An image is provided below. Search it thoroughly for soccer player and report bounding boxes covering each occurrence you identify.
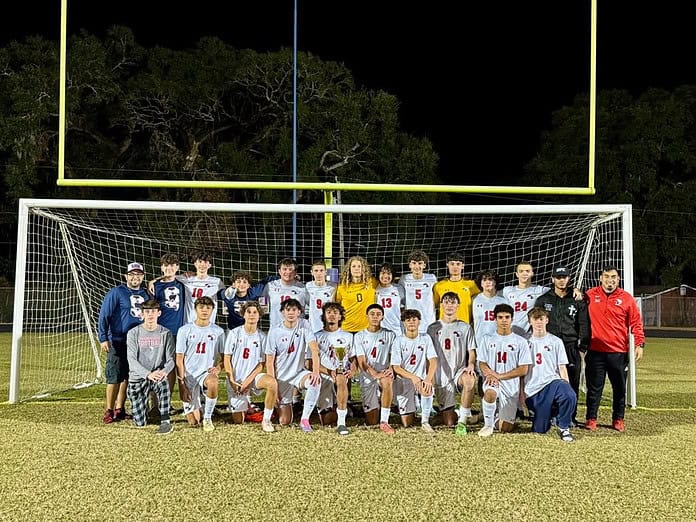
[521,307,577,442]
[305,260,337,333]
[391,309,438,433]
[264,298,322,432]
[263,258,308,328]
[126,299,175,434]
[175,296,225,431]
[472,270,508,349]
[219,270,278,330]
[335,255,377,333]
[178,250,224,325]
[426,292,477,434]
[502,260,551,337]
[313,302,354,435]
[477,303,532,437]
[355,304,397,433]
[223,301,277,433]
[398,250,437,333]
[433,253,480,324]
[374,262,405,335]
[535,265,590,425]
[584,266,645,433]
[98,262,149,424]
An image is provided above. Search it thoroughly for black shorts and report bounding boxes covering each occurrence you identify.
[105,342,129,384]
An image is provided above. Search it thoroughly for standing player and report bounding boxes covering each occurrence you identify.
[398,250,437,333]
[391,309,438,432]
[219,271,278,331]
[502,260,551,337]
[355,304,397,433]
[98,262,149,424]
[335,255,377,333]
[126,299,175,434]
[521,307,577,442]
[178,251,224,325]
[374,263,405,335]
[223,301,277,433]
[433,253,480,324]
[263,258,308,328]
[264,298,322,432]
[305,260,337,333]
[313,302,354,435]
[472,270,508,349]
[176,296,225,432]
[477,303,532,437]
[426,292,477,434]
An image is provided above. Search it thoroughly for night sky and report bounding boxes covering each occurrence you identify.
[2,1,693,184]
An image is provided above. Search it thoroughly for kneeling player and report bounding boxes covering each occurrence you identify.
[355,304,397,433]
[265,299,322,432]
[223,301,277,433]
[391,309,438,433]
[521,307,577,442]
[176,297,225,432]
[478,303,532,437]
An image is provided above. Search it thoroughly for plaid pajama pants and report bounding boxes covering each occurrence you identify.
[127,378,171,426]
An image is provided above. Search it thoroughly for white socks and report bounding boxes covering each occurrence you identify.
[301,382,321,420]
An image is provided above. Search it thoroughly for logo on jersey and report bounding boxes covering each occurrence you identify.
[507,344,515,351]
[543,304,553,311]
[567,304,577,317]
[207,334,216,341]
[615,299,623,306]
[130,294,145,319]
[164,286,180,310]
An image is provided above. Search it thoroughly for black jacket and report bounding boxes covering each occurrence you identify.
[535,289,590,351]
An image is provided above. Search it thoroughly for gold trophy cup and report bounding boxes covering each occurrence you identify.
[334,346,346,374]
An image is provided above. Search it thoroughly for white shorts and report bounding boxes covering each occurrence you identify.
[360,377,383,412]
[277,370,311,406]
[394,377,420,416]
[435,381,457,410]
[482,383,519,424]
[182,373,210,415]
[226,373,266,413]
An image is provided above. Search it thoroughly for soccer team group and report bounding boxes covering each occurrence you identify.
[98,250,645,440]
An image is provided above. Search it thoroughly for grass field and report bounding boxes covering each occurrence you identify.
[1,334,695,521]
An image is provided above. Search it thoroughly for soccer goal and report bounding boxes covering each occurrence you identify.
[11,199,636,404]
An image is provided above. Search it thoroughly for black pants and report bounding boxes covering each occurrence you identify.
[585,350,628,421]
[563,341,581,420]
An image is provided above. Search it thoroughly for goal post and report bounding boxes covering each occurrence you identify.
[11,199,635,404]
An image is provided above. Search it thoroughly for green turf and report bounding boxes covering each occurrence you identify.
[1,334,695,520]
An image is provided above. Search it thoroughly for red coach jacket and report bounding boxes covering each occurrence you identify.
[585,286,646,353]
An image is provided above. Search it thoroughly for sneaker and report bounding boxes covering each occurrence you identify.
[612,419,625,433]
[379,422,395,434]
[455,423,468,436]
[584,419,598,432]
[113,408,132,422]
[421,422,435,434]
[102,409,114,424]
[261,419,275,433]
[157,422,173,435]
[300,419,313,433]
[336,425,349,436]
[203,419,214,432]
[478,425,494,438]
[558,428,574,442]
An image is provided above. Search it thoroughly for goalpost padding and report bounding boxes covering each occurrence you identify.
[11,199,635,404]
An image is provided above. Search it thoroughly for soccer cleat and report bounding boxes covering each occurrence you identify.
[113,408,132,422]
[202,419,214,432]
[156,422,173,435]
[478,425,494,438]
[300,419,313,433]
[102,409,114,424]
[421,422,435,434]
[379,422,395,434]
[336,425,349,436]
[612,419,625,433]
[261,419,275,433]
[558,428,574,442]
[584,419,598,432]
[455,423,468,436]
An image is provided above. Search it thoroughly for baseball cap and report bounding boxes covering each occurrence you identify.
[127,262,145,273]
[552,266,569,277]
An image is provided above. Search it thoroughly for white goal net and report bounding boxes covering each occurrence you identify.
[11,199,634,403]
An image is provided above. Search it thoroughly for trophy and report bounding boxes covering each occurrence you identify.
[334,345,346,374]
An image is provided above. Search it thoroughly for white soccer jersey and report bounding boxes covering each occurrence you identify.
[472,293,509,348]
[223,326,267,382]
[524,333,569,398]
[390,333,437,380]
[375,284,405,334]
[502,285,550,335]
[179,274,223,324]
[263,279,308,327]
[264,322,316,381]
[426,320,476,386]
[176,322,225,379]
[305,281,337,333]
[478,331,532,397]
[354,328,395,375]
[399,273,437,332]
[314,328,353,371]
